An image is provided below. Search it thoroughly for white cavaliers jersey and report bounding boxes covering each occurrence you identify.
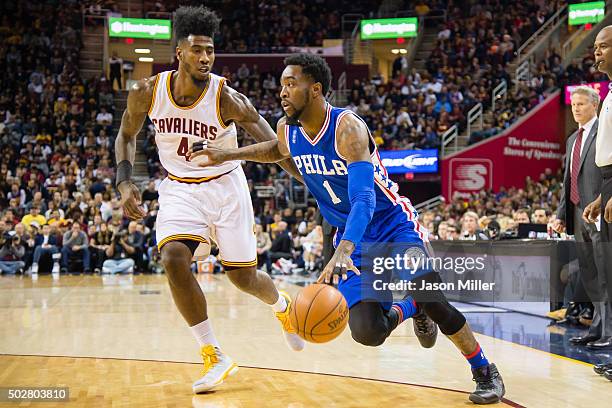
[148,70,240,180]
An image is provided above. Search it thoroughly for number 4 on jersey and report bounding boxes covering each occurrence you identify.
[177,137,190,161]
[323,180,341,204]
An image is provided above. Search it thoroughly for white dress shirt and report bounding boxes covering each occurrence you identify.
[596,89,612,167]
[571,115,597,170]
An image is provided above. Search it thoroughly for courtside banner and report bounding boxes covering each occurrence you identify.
[564,81,610,104]
[441,93,564,200]
[378,149,438,174]
[360,18,418,40]
[108,17,171,40]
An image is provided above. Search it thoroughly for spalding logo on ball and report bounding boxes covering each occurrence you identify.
[289,284,349,343]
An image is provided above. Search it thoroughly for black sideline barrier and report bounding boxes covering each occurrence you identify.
[429,240,578,316]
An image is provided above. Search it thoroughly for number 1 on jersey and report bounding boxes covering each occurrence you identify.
[177,137,190,161]
[322,180,341,204]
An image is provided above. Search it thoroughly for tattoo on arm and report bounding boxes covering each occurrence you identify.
[336,114,372,164]
[225,140,286,163]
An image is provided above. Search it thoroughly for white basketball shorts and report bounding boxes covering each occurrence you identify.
[155,165,257,268]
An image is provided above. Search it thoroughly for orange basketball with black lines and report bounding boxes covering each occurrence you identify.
[289,284,349,343]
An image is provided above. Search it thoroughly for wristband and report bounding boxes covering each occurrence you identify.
[116,160,133,187]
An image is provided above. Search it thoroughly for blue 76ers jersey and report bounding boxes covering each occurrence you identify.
[283,103,427,242]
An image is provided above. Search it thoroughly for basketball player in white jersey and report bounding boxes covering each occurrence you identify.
[114,6,304,393]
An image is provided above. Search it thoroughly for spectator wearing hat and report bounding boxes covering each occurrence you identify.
[21,205,46,232]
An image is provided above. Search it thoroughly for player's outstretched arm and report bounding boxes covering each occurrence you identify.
[187,116,296,168]
[318,114,374,285]
[215,85,302,180]
[114,77,155,220]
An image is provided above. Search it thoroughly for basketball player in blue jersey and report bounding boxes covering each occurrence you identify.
[188,54,505,404]
[115,6,305,395]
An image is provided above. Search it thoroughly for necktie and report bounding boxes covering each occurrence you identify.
[570,127,584,205]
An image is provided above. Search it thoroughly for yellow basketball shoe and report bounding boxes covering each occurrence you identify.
[275,291,305,351]
[192,345,239,393]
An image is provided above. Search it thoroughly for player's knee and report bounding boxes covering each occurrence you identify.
[225,267,257,290]
[160,243,192,281]
[421,300,466,336]
[349,317,387,347]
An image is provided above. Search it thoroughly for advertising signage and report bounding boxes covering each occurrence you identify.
[568,2,605,26]
[379,149,438,174]
[108,17,172,40]
[360,18,418,40]
[564,81,610,104]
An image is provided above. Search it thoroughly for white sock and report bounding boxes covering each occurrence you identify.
[190,319,220,348]
[271,292,288,313]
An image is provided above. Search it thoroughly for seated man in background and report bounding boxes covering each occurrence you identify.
[460,212,489,240]
[532,208,549,225]
[31,224,60,274]
[102,228,135,274]
[61,222,91,273]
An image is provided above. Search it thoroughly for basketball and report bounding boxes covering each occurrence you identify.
[290,284,349,343]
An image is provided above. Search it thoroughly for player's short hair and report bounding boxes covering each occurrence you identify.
[570,85,600,107]
[284,53,332,95]
[174,6,220,43]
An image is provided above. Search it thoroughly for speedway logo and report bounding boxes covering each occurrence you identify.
[379,149,438,174]
[448,158,493,198]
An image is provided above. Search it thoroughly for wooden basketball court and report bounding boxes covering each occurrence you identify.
[0,274,606,407]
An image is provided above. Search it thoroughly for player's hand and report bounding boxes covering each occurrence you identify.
[583,195,602,223]
[605,197,612,223]
[186,142,228,167]
[317,240,360,285]
[551,219,565,233]
[118,181,146,220]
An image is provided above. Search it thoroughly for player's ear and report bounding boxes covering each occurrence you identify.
[312,82,323,99]
[176,41,184,62]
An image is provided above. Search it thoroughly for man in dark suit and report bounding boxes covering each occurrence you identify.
[553,86,611,349]
[30,223,60,275]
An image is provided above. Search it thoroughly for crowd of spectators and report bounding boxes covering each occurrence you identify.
[377,0,577,148]
[141,0,379,53]
[0,0,605,278]
[420,168,564,241]
[0,1,152,275]
[0,1,329,277]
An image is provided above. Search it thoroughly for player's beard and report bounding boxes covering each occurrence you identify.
[285,93,309,126]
